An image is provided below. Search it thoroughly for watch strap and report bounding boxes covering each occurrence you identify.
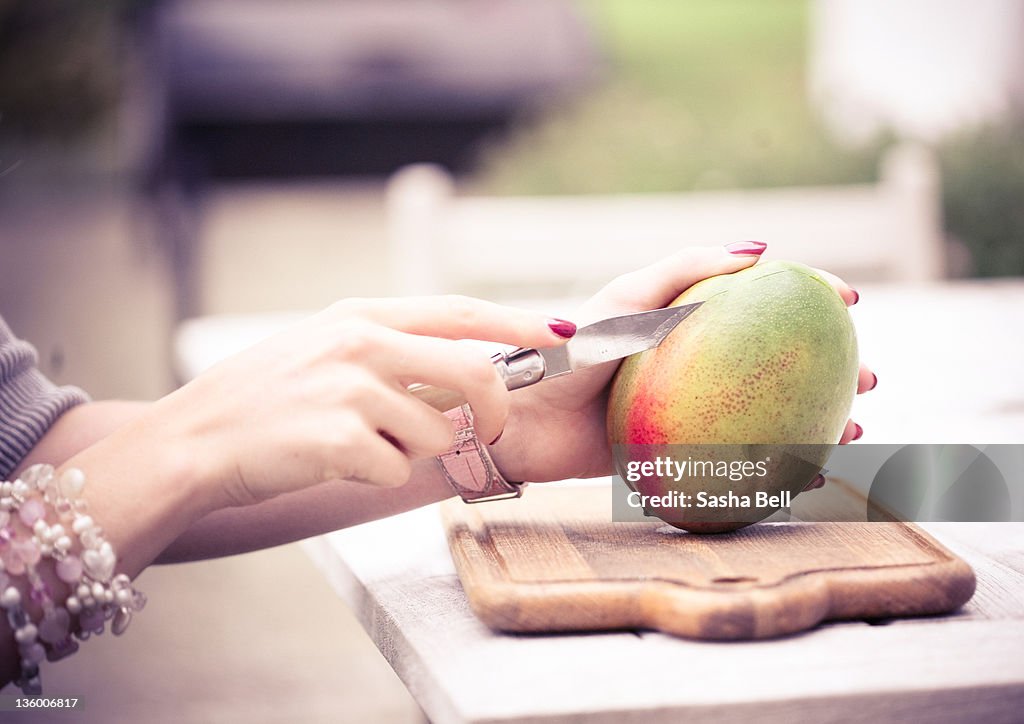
[437,405,524,503]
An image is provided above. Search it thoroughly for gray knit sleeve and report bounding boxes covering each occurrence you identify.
[0,316,90,479]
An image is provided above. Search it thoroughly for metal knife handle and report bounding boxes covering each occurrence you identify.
[408,347,547,412]
[491,348,546,391]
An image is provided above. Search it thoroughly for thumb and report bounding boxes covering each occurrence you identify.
[585,242,767,317]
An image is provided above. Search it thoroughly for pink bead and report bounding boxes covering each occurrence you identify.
[24,642,46,664]
[38,608,70,644]
[1,548,25,575]
[78,608,104,633]
[46,636,79,662]
[18,498,46,526]
[16,539,41,566]
[56,555,83,584]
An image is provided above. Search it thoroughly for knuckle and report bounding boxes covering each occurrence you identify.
[464,353,500,388]
[387,455,414,486]
[445,294,481,329]
[331,410,369,446]
[425,414,457,455]
[334,321,380,360]
[334,369,379,407]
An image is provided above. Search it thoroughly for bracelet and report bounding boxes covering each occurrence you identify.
[436,405,525,503]
[0,465,146,695]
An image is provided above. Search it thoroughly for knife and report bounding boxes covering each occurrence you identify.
[409,303,703,412]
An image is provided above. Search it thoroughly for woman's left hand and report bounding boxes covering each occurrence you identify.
[487,245,877,483]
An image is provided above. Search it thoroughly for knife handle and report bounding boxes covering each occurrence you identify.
[408,348,547,412]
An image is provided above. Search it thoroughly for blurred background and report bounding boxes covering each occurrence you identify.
[1,0,1023,721]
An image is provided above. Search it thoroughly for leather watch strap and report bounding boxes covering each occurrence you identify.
[437,405,524,503]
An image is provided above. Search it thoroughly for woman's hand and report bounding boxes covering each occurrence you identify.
[488,244,877,483]
[155,297,575,507]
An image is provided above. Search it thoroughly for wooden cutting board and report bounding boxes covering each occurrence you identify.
[441,481,976,640]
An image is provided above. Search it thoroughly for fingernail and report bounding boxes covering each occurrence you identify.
[547,318,577,338]
[869,372,878,391]
[804,473,826,491]
[853,423,864,441]
[724,240,767,256]
[489,428,504,446]
[851,288,860,305]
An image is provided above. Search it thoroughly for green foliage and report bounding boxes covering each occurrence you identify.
[472,0,885,195]
[939,124,1024,277]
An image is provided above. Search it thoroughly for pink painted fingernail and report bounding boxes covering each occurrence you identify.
[852,423,864,441]
[804,473,827,491]
[851,288,860,305]
[547,319,577,338]
[869,372,878,391]
[489,428,504,446]
[724,241,767,256]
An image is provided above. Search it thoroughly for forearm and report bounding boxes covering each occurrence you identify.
[1,401,222,688]
[156,458,455,562]
[18,399,457,563]
[13,400,151,477]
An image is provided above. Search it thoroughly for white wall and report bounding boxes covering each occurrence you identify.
[810,0,1024,144]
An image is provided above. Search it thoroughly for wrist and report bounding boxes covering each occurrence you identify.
[59,403,227,577]
[438,405,523,503]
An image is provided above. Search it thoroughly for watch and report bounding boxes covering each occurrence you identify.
[437,405,524,503]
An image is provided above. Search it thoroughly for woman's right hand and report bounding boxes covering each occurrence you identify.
[155,296,574,507]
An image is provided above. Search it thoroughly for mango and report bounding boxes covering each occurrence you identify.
[607,260,859,532]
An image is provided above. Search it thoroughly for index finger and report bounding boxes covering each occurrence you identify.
[329,295,577,348]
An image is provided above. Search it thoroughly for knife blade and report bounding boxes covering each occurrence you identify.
[409,303,702,412]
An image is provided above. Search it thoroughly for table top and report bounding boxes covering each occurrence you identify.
[303,484,1024,724]
[175,280,1024,722]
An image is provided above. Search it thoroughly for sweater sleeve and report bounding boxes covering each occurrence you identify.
[0,315,90,479]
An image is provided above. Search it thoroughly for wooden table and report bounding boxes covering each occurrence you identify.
[302,490,1024,723]
[175,281,1024,722]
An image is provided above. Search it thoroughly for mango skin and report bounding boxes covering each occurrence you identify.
[607,260,859,533]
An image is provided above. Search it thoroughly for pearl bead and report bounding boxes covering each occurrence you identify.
[80,527,103,550]
[112,607,132,636]
[66,596,82,614]
[55,535,72,552]
[58,468,86,498]
[14,623,38,644]
[76,583,90,600]
[115,588,133,607]
[1,586,22,608]
[91,582,105,600]
[56,555,83,584]
[72,516,94,535]
[33,519,47,536]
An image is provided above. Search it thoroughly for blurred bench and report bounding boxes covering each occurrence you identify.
[387,143,944,300]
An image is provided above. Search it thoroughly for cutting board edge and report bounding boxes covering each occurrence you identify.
[441,497,977,641]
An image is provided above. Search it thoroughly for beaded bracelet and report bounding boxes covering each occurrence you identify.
[0,465,146,695]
